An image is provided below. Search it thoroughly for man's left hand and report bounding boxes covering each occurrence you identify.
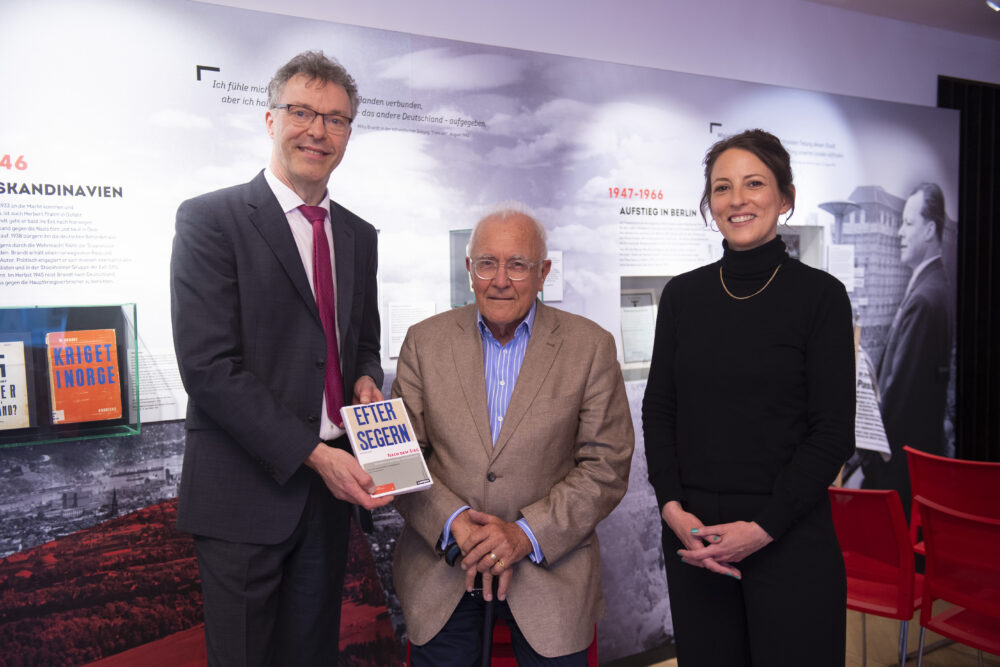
[460,509,533,601]
[353,375,384,404]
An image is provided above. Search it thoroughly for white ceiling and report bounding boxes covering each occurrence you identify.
[801,0,1000,41]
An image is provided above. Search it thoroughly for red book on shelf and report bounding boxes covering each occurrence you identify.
[46,329,123,424]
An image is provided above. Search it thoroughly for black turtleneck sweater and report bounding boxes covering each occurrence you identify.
[642,236,856,540]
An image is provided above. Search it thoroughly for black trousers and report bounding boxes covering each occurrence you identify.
[662,490,846,667]
[194,473,351,667]
[409,587,589,667]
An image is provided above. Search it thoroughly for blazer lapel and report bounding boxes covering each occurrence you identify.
[882,257,941,379]
[246,172,321,326]
[493,302,562,458]
[330,201,356,342]
[452,307,495,459]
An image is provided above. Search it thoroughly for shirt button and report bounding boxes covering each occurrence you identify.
[499,380,506,386]
[487,472,497,482]
[496,416,503,422]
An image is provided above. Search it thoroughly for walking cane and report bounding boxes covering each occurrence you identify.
[481,575,499,666]
[445,544,497,664]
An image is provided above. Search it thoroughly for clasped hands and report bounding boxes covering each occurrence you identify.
[661,500,773,580]
[451,509,533,602]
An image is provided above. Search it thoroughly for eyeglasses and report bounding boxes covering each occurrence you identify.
[272,104,353,136]
[470,258,546,281]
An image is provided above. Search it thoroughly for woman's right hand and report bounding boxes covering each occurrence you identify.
[661,501,706,551]
[661,501,742,579]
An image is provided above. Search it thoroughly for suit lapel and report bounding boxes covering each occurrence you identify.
[246,172,321,326]
[880,297,906,380]
[882,257,942,379]
[330,201,356,342]
[493,302,562,458]
[452,307,495,459]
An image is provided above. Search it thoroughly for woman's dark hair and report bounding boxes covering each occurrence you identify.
[699,129,795,224]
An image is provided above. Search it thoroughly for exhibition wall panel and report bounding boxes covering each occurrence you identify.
[0,0,960,663]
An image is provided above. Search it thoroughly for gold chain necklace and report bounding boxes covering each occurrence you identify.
[719,263,781,300]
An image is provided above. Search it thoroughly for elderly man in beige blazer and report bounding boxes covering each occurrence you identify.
[392,208,634,665]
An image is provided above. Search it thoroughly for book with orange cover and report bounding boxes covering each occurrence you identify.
[46,329,123,424]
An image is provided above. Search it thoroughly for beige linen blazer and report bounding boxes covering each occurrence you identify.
[391,302,634,657]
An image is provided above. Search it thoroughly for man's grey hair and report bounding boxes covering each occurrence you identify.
[468,204,548,261]
[267,50,360,118]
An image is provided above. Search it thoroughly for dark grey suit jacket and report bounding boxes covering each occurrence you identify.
[170,170,382,544]
[864,256,952,507]
[878,256,952,458]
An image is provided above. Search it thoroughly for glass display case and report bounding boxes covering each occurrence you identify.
[0,304,139,447]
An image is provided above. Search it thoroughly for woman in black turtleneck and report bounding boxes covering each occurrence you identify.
[642,129,855,666]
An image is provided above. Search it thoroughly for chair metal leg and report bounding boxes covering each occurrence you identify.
[916,626,926,667]
[906,637,953,662]
[861,612,867,667]
[978,649,984,667]
[899,620,909,665]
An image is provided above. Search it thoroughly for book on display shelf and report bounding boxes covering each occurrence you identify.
[0,340,30,430]
[45,329,123,424]
[340,397,432,497]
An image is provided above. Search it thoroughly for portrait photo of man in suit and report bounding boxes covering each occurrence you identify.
[862,182,954,517]
[391,208,635,665]
[170,51,389,666]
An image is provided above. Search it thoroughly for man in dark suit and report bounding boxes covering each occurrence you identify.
[863,182,953,517]
[170,51,389,666]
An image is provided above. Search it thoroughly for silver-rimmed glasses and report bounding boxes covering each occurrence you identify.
[470,258,546,281]
[272,104,353,136]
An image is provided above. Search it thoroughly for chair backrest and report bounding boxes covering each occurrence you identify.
[905,446,1000,549]
[916,496,1000,634]
[829,487,916,619]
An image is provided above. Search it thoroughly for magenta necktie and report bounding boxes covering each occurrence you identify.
[299,204,345,426]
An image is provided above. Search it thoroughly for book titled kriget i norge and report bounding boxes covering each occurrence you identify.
[45,329,122,424]
[340,398,432,497]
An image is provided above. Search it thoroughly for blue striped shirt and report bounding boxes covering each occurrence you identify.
[440,302,544,564]
[479,303,536,444]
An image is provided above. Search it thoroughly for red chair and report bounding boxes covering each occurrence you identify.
[829,487,923,667]
[914,496,1000,666]
[905,446,1000,556]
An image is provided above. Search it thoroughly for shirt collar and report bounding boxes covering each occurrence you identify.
[264,167,329,216]
[911,254,940,281]
[477,300,538,342]
[905,254,941,296]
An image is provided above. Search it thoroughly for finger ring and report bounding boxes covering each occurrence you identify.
[497,560,505,569]
[489,552,498,561]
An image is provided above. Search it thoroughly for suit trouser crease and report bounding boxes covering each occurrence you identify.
[194,475,351,667]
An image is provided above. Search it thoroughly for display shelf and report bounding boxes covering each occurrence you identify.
[0,304,139,447]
